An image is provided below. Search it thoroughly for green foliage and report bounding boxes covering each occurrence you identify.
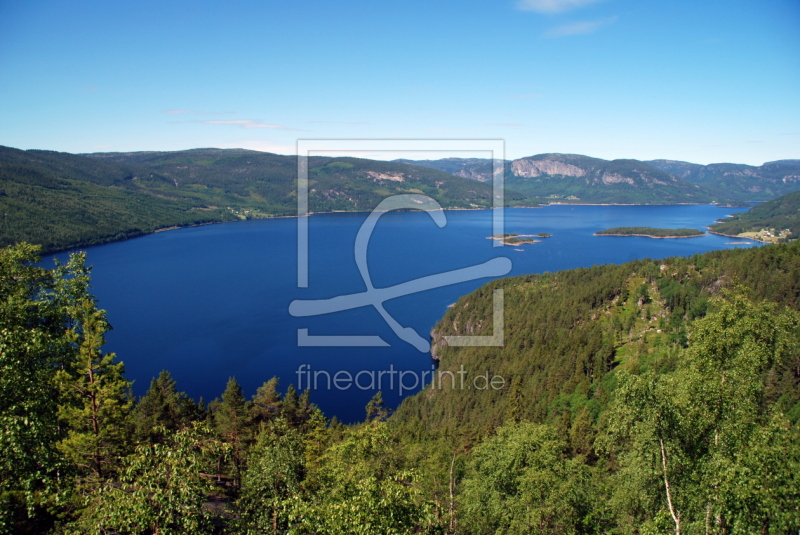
[459,422,599,535]
[0,147,234,253]
[3,238,800,533]
[0,145,536,253]
[237,419,305,534]
[288,422,433,535]
[710,189,800,239]
[604,291,800,533]
[213,376,251,487]
[395,241,800,533]
[0,244,94,531]
[132,370,201,444]
[596,227,704,237]
[250,376,281,426]
[71,423,225,534]
[54,298,132,481]
[365,391,391,422]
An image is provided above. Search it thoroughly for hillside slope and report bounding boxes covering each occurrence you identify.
[0,146,535,252]
[394,157,502,182]
[395,240,800,436]
[709,189,800,241]
[402,154,750,205]
[648,158,800,201]
[506,153,730,204]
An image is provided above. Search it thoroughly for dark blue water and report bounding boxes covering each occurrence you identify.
[51,205,758,423]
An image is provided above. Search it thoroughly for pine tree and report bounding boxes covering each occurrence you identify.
[250,376,281,427]
[504,376,524,424]
[214,377,250,487]
[132,370,196,444]
[55,298,133,481]
[281,384,311,429]
[365,391,391,422]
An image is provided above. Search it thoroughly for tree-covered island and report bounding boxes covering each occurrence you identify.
[487,233,543,245]
[596,227,705,238]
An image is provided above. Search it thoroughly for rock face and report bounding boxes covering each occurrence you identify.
[600,173,635,185]
[399,153,800,204]
[452,168,493,182]
[367,171,405,182]
[510,154,684,188]
[503,154,730,204]
[511,157,586,178]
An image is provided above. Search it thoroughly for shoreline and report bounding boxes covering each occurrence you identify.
[706,229,766,243]
[43,202,743,255]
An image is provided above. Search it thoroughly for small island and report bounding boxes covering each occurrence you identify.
[487,233,541,246]
[595,227,705,238]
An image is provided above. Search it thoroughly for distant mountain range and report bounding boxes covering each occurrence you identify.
[0,146,532,253]
[3,145,798,253]
[399,154,800,204]
[645,159,800,201]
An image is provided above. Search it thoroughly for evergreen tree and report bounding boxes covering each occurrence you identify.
[251,376,282,427]
[55,298,133,481]
[282,384,311,430]
[214,376,250,487]
[504,376,525,424]
[365,391,391,422]
[132,370,196,444]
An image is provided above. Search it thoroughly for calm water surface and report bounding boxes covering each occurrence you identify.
[53,205,758,423]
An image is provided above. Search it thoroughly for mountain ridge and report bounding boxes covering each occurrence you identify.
[400,153,800,204]
[0,145,534,253]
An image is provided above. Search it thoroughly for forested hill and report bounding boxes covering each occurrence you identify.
[2,240,799,532]
[647,158,800,202]
[394,157,502,182]
[709,189,800,241]
[398,240,800,434]
[0,145,534,253]
[402,153,744,205]
[401,154,800,204]
[392,240,800,532]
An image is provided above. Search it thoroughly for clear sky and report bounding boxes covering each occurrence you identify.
[0,0,798,165]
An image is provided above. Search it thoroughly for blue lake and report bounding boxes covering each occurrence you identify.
[52,205,759,423]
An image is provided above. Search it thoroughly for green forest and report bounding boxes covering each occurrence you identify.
[0,146,536,254]
[1,239,798,534]
[595,227,705,238]
[709,190,800,240]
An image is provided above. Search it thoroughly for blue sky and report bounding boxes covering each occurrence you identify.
[0,0,797,164]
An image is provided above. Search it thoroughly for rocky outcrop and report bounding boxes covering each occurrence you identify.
[453,168,493,182]
[512,157,586,178]
[601,173,634,185]
[367,171,405,182]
